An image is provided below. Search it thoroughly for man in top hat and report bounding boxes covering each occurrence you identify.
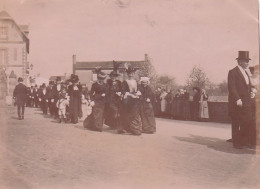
[104,61,122,130]
[38,83,49,115]
[53,76,63,118]
[47,80,55,116]
[33,84,39,108]
[228,51,256,149]
[13,77,27,120]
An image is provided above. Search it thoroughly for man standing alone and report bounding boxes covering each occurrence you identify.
[228,51,255,149]
[13,77,27,120]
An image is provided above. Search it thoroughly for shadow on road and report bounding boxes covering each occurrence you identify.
[175,135,258,155]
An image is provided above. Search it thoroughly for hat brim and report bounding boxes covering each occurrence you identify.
[236,58,251,60]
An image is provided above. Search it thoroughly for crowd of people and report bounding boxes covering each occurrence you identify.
[13,62,156,136]
[152,86,209,121]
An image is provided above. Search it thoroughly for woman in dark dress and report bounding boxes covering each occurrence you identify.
[121,65,142,135]
[67,74,82,124]
[182,89,190,120]
[84,67,107,132]
[191,87,201,121]
[104,62,123,131]
[139,77,156,134]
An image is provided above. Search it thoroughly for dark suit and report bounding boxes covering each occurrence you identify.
[39,88,49,114]
[13,83,27,118]
[33,88,39,108]
[228,66,252,147]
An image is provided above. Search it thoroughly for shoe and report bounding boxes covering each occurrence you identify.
[18,116,22,120]
[226,139,232,142]
[117,129,127,134]
[58,119,62,123]
[21,115,24,120]
[233,145,243,149]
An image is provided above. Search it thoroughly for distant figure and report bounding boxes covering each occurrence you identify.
[228,51,255,149]
[13,77,27,120]
[199,89,209,121]
[160,89,167,117]
[191,87,200,121]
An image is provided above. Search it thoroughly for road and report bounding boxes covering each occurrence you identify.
[0,104,260,189]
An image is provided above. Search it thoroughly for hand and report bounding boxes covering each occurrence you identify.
[101,93,105,97]
[236,99,243,107]
[250,92,256,98]
[116,92,121,96]
[90,101,95,106]
[136,91,142,96]
[51,99,54,103]
[146,98,150,102]
[39,98,42,102]
[46,99,48,102]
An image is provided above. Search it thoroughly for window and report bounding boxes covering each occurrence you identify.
[0,24,8,40]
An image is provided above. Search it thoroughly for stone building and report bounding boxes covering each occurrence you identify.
[73,54,148,89]
[0,10,29,95]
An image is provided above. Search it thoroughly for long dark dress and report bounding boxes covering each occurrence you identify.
[68,84,82,124]
[121,80,142,135]
[104,79,122,129]
[182,92,190,120]
[171,94,180,118]
[139,85,156,134]
[165,92,173,118]
[84,82,107,131]
[191,92,201,120]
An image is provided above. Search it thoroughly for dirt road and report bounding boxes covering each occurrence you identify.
[0,105,260,189]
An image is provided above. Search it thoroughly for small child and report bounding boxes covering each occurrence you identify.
[56,89,69,123]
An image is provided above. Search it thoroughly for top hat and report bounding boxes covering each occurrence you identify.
[109,61,121,77]
[56,76,61,82]
[49,80,54,85]
[236,51,251,60]
[18,77,23,82]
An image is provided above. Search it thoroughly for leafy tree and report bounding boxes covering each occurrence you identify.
[218,80,228,95]
[186,64,209,89]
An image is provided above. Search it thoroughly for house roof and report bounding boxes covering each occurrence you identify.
[19,25,29,32]
[74,61,146,70]
[0,11,30,53]
[9,70,17,78]
[0,10,12,19]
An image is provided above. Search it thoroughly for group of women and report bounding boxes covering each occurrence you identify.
[83,63,156,135]
[154,86,209,121]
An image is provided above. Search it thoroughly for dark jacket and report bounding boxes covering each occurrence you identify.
[13,83,27,106]
[228,66,252,117]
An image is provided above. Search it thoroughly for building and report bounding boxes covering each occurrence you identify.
[73,54,148,89]
[0,10,30,95]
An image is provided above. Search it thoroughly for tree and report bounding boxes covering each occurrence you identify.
[218,80,228,95]
[186,65,209,89]
[154,75,177,91]
[137,54,158,89]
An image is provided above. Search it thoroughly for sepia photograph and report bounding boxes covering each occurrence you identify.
[0,0,259,188]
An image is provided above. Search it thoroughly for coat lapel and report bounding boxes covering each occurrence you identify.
[235,66,248,87]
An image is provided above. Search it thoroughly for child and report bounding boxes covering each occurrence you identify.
[56,89,69,123]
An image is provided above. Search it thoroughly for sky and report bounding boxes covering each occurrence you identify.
[1,0,259,84]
